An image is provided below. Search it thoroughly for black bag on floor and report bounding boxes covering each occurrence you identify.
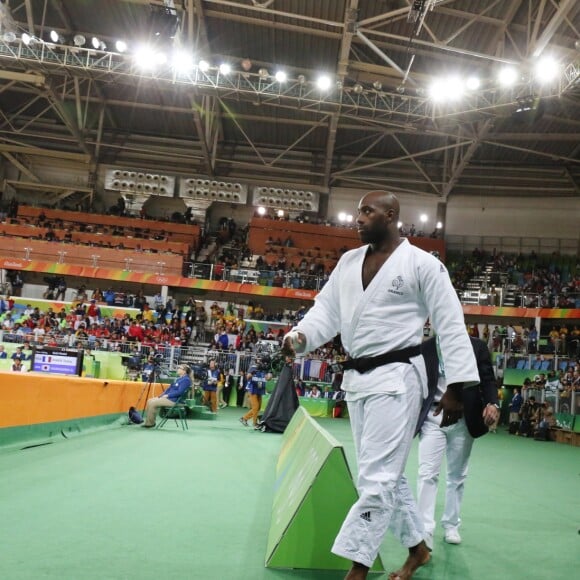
[508,421,519,434]
[534,426,550,441]
[128,406,144,424]
[519,419,532,437]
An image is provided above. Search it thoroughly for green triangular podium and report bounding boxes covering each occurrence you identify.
[265,407,384,572]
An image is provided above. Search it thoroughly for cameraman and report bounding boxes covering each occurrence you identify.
[202,359,220,412]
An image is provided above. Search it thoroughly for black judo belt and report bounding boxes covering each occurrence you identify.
[333,344,422,374]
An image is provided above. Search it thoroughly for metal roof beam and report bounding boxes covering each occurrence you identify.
[442,119,494,198]
[531,0,578,57]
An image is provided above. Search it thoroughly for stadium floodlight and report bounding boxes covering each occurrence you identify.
[73,34,86,47]
[345,214,353,223]
[535,56,559,83]
[429,76,464,102]
[420,213,428,223]
[338,212,347,222]
[21,32,32,45]
[3,31,16,43]
[257,206,266,216]
[498,66,518,86]
[49,30,63,43]
[134,45,157,69]
[277,210,284,218]
[198,59,209,72]
[316,75,332,91]
[115,40,127,53]
[219,63,231,75]
[258,68,269,79]
[353,83,363,94]
[172,50,194,74]
[275,70,287,83]
[466,76,480,90]
[436,221,443,229]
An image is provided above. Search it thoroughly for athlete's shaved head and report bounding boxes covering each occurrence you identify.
[359,190,400,219]
[356,190,401,247]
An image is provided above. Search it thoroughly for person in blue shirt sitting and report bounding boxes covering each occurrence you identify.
[142,364,192,428]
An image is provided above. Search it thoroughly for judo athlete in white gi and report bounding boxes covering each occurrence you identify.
[283,191,479,580]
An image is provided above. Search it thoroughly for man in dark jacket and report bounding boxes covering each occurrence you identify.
[416,336,499,552]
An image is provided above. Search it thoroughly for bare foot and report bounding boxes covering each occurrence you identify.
[388,541,431,580]
[345,562,369,580]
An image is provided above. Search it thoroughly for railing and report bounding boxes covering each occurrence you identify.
[187,262,329,291]
[522,388,580,417]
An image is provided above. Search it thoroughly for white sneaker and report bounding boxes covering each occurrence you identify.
[444,528,462,545]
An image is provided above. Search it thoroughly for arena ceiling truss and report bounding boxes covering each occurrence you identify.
[0,0,579,204]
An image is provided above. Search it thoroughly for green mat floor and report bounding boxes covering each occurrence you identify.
[0,408,578,579]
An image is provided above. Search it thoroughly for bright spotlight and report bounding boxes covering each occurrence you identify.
[535,56,559,83]
[3,32,16,43]
[155,52,167,66]
[436,221,443,229]
[21,33,32,45]
[257,206,266,216]
[115,40,127,53]
[338,212,347,222]
[466,76,480,90]
[346,214,353,223]
[134,46,157,69]
[172,50,194,74]
[198,60,210,72]
[397,221,403,229]
[275,70,287,83]
[420,213,428,223]
[429,76,464,102]
[277,209,284,218]
[316,75,332,91]
[498,66,518,86]
[219,63,231,75]
[73,34,86,47]
[49,30,60,43]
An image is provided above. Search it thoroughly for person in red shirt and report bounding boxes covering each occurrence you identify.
[127,320,144,342]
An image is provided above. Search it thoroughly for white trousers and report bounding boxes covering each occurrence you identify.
[417,409,473,535]
[331,380,424,568]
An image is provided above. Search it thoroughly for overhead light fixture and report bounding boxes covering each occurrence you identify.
[353,83,363,94]
[3,31,16,43]
[420,213,428,223]
[241,58,252,72]
[73,34,86,47]
[49,30,64,44]
[258,67,269,79]
[373,80,382,90]
[498,66,518,86]
[316,75,332,91]
[338,212,347,222]
[219,63,231,75]
[397,221,403,229]
[297,74,306,85]
[429,76,464,102]
[21,32,32,45]
[466,76,480,90]
[277,209,284,218]
[275,70,287,83]
[257,206,266,216]
[172,50,194,74]
[436,221,443,229]
[535,56,559,83]
[198,59,210,72]
[345,214,353,223]
[91,36,106,50]
[115,40,127,53]
[134,45,157,69]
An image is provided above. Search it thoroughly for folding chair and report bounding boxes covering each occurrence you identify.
[156,388,191,431]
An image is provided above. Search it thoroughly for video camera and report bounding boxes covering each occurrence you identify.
[191,363,209,380]
[253,340,285,373]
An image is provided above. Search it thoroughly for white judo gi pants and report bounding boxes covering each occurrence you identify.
[331,377,424,568]
[417,409,473,536]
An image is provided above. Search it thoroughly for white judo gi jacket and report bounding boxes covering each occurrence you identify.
[294,239,479,397]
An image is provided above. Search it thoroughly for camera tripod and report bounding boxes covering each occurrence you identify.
[133,363,162,415]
